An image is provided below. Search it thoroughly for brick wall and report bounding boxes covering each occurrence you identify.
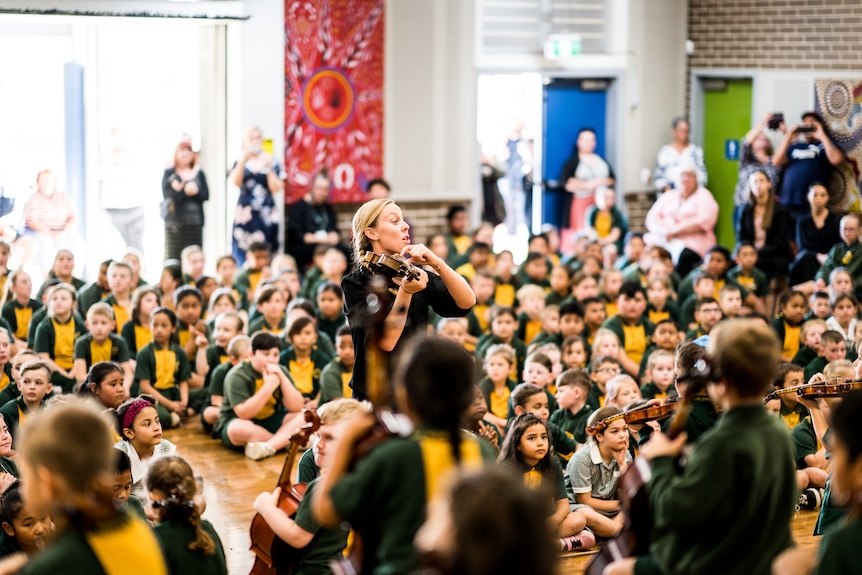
[688,0,862,70]
[624,190,657,232]
[287,200,471,252]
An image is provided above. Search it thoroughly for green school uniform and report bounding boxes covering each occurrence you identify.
[299,266,324,300]
[234,267,264,294]
[279,346,330,399]
[549,403,594,445]
[804,356,828,383]
[18,512,167,575]
[319,358,352,405]
[200,360,232,435]
[329,430,495,575]
[815,240,862,287]
[547,420,577,465]
[35,274,85,300]
[100,294,131,334]
[792,345,818,368]
[475,334,527,379]
[297,448,320,484]
[0,531,21,559]
[727,265,770,298]
[291,479,351,575]
[814,515,862,575]
[120,319,151,361]
[477,376,516,422]
[215,361,293,435]
[642,405,796,575]
[73,333,130,369]
[317,312,346,345]
[676,268,749,304]
[601,315,655,372]
[153,518,226,575]
[133,342,191,424]
[123,495,148,521]
[778,401,808,430]
[792,416,820,469]
[248,315,286,336]
[33,314,87,393]
[640,382,678,401]
[76,281,111,316]
[1,298,43,342]
[645,300,681,329]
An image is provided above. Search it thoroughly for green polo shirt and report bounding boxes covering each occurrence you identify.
[73,333,130,368]
[216,361,293,433]
[329,430,495,575]
[814,515,862,575]
[1,297,42,341]
[133,342,191,392]
[319,358,352,405]
[153,518,226,575]
[33,314,87,393]
[548,403,594,444]
[291,479,351,575]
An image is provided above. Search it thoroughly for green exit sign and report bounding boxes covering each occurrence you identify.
[544,34,582,59]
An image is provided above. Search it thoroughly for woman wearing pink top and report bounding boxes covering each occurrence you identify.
[644,164,719,277]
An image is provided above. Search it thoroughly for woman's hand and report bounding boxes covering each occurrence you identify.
[394,268,428,295]
[171,178,183,192]
[401,243,443,271]
[185,181,199,196]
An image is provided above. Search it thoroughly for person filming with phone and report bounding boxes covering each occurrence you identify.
[230,126,285,266]
[732,113,784,234]
[774,111,845,225]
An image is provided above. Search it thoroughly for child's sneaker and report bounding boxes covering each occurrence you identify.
[559,528,596,552]
[245,441,276,461]
[798,487,822,510]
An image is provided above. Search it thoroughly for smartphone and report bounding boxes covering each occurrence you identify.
[767,113,783,130]
[797,126,816,133]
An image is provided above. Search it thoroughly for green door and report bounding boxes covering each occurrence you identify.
[702,78,753,248]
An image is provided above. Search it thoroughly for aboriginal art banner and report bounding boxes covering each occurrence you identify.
[284,0,384,203]
[815,79,862,213]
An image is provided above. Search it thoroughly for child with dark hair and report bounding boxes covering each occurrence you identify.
[77,361,126,410]
[0,481,52,559]
[638,318,680,381]
[316,282,346,344]
[511,383,575,466]
[415,468,558,575]
[476,306,527,378]
[498,413,595,552]
[727,242,770,302]
[319,326,354,405]
[146,457,226,574]
[248,285,287,335]
[685,297,723,342]
[768,363,808,430]
[111,449,146,520]
[771,290,809,362]
[601,281,653,376]
[173,286,209,395]
[120,285,161,361]
[312,336,496,575]
[280,316,330,407]
[518,252,551,290]
[135,307,191,428]
[158,260,183,312]
[550,368,594,445]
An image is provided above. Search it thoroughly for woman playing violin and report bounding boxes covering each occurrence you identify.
[341,199,476,401]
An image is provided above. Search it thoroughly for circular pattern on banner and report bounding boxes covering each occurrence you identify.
[302,67,356,133]
[823,81,852,119]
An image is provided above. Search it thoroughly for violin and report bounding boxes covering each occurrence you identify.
[360,252,422,282]
[248,409,321,575]
[764,378,862,402]
[585,399,679,435]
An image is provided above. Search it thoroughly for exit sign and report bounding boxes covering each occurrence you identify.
[544,34,582,59]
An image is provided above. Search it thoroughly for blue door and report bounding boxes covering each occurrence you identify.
[541,79,608,231]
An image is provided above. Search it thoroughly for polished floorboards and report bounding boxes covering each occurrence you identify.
[171,422,822,575]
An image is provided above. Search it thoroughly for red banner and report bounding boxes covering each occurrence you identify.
[284,0,384,203]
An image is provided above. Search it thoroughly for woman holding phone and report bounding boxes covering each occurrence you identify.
[732,113,784,234]
[229,127,286,266]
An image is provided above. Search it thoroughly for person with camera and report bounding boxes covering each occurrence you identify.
[774,112,845,225]
[162,138,209,261]
[230,126,285,267]
[732,113,784,235]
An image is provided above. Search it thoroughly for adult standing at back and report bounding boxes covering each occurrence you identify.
[230,127,285,267]
[162,139,209,261]
[774,111,845,224]
[644,164,719,278]
[287,171,343,271]
[732,113,784,231]
[653,117,707,193]
[560,128,615,240]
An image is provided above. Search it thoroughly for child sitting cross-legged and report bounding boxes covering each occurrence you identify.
[72,303,133,395]
[201,335,251,435]
[565,405,630,538]
[0,481,52,560]
[498,413,596,552]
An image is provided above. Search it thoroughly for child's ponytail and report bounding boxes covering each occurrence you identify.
[397,336,476,463]
[146,456,215,555]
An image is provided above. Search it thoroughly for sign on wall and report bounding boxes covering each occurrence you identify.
[284,0,385,203]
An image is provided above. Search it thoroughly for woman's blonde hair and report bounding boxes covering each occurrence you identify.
[350,199,395,264]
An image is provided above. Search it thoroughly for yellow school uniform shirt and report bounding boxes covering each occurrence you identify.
[605,300,618,319]
[53,317,76,370]
[289,358,315,395]
[524,319,542,346]
[254,374,277,420]
[595,211,612,239]
[178,328,191,348]
[85,515,168,575]
[452,235,471,256]
[0,370,9,393]
[490,386,510,419]
[712,279,726,299]
[90,339,113,364]
[340,371,353,399]
[782,321,801,360]
[135,323,153,351]
[649,309,670,324]
[495,283,516,307]
[734,273,756,293]
[111,303,130,334]
[248,270,263,294]
[622,323,648,366]
[13,306,32,340]
[153,348,178,390]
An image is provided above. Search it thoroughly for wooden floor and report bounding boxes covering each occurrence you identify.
[171,422,822,575]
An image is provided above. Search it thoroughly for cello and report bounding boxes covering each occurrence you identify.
[585,359,711,574]
[248,408,321,575]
